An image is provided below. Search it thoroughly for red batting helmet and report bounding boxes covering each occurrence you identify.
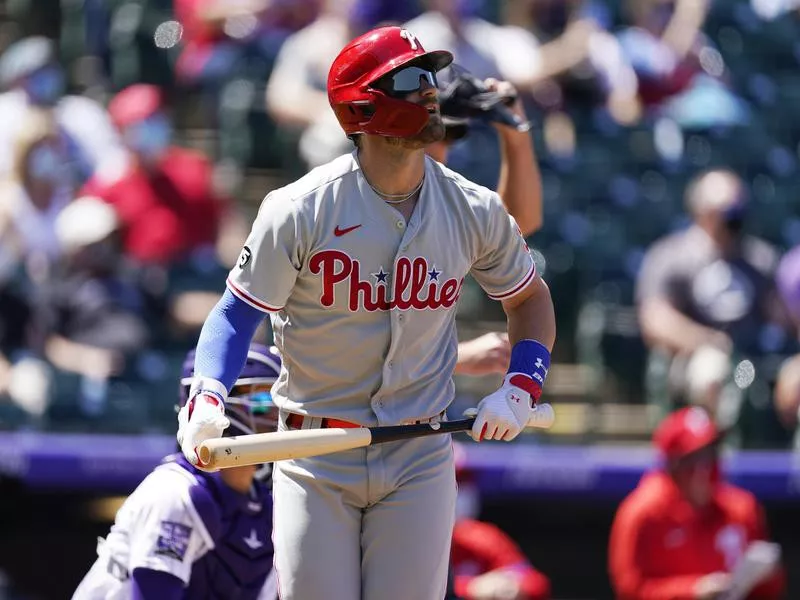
[327,26,453,138]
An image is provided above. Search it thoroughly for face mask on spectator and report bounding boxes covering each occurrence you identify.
[125,113,172,160]
[721,204,747,236]
[27,144,66,185]
[23,65,65,106]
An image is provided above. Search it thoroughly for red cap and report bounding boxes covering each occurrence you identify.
[653,407,720,460]
[108,84,163,129]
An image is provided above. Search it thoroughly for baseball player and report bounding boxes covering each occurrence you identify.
[72,343,281,600]
[178,25,556,600]
[609,407,785,600]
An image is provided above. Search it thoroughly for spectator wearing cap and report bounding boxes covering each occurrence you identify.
[80,84,251,336]
[448,443,551,600]
[0,36,129,186]
[0,109,74,280]
[636,169,795,418]
[81,83,247,269]
[609,407,785,600]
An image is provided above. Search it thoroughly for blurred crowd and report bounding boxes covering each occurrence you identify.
[0,0,799,455]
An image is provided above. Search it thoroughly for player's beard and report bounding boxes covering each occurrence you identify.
[388,114,446,150]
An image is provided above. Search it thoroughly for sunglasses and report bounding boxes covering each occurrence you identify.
[375,66,438,97]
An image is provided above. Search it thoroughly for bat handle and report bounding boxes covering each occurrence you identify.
[369,419,475,445]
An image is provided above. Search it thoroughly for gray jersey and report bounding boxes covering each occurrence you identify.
[227,151,534,426]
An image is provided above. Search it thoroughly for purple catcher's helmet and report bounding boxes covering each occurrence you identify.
[180,343,282,437]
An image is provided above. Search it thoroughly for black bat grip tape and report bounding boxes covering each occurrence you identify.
[368,418,476,445]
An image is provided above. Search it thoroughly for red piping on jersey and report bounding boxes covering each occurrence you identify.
[226,278,284,313]
[487,261,536,301]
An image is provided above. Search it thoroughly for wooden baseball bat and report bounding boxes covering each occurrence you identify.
[197,403,555,470]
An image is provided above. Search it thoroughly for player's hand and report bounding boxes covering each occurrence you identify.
[456,332,511,376]
[484,78,528,132]
[693,572,731,600]
[467,570,524,600]
[177,393,230,468]
[470,374,536,442]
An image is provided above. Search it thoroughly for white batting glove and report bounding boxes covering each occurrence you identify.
[177,392,230,467]
[470,374,534,442]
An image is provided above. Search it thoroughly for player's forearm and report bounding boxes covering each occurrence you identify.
[503,278,555,352]
[193,288,265,394]
[496,132,543,236]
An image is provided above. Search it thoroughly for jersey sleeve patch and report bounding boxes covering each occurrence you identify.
[153,521,193,562]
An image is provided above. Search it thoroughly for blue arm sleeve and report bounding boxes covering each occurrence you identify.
[194,288,266,392]
[131,568,184,600]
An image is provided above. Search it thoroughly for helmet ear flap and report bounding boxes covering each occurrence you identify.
[363,94,430,137]
[333,99,377,134]
[333,88,429,137]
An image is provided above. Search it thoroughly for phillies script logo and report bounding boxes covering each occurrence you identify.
[309,250,463,312]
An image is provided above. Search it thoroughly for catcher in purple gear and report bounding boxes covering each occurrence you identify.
[72,343,281,600]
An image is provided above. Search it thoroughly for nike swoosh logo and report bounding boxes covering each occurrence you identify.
[334,224,362,237]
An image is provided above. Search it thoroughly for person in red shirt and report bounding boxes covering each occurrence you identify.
[81,84,252,334]
[609,407,785,600]
[450,445,550,600]
[81,83,245,267]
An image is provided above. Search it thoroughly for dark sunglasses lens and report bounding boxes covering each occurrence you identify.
[391,67,437,93]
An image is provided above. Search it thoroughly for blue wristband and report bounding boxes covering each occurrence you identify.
[508,339,551,388]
